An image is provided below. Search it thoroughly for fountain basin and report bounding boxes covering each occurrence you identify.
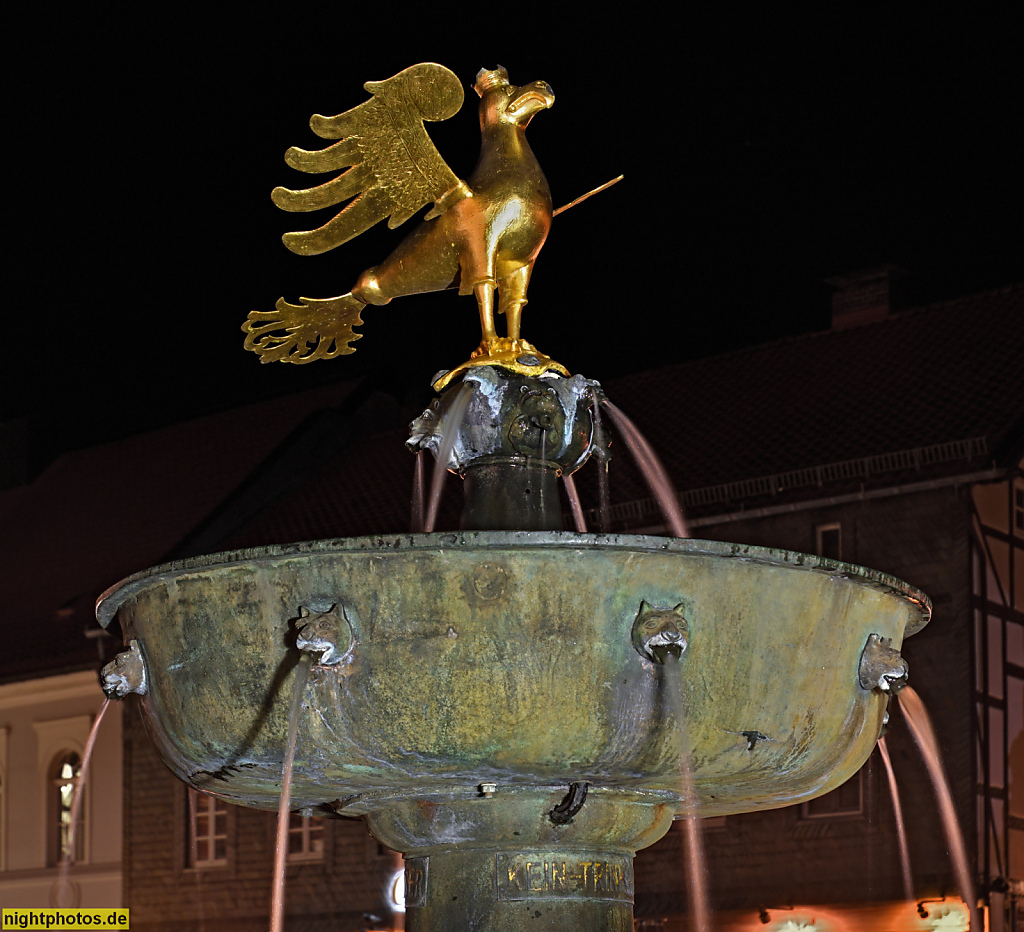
[96,531,929,819]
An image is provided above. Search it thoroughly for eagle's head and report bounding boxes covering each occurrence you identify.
[475,66,555,129]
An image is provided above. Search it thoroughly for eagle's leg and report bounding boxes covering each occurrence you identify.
[474,281,498,343]
[497,265,532,342]
[435,263,568,391]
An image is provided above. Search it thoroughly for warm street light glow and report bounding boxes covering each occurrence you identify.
[744,899,972,931]
[390,869,406,913]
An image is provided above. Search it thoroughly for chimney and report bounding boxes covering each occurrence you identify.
[824,266,904,330]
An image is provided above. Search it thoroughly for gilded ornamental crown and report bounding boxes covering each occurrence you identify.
[474,66,510,97]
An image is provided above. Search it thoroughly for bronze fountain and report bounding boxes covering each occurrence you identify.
[97,64,929,931]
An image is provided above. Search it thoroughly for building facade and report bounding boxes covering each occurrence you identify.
[0,671,122,908]
[2,280,1021,929]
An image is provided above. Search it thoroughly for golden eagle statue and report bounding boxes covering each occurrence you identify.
[242,63,566,389]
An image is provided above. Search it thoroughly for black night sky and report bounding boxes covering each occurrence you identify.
[7,7,1023,473]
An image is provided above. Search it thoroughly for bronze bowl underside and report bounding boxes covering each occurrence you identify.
[96,532,929,818]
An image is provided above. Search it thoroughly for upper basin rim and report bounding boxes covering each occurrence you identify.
[95,530,931,635]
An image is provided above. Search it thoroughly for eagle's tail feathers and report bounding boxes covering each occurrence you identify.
[242,294,366,364]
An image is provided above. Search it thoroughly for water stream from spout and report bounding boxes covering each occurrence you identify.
[539,429,547,520]
[601,400,689,538]
[664,657,711,932]
[877,735,914,902]
[563,472,588,532]
[411,451,425,533]
[898,686,979,930]
[55,697,112,907]
[591,399,611,532]
[424,383,472,534]
[270,653,314,932]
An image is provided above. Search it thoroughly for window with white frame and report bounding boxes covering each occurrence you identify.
[186,788,228,867]
[801,769,864,818]
[33,715,91,870]
[803,520,865,819]
[48,751,85,866]
[287,812,325,861]
[815,522,842,561]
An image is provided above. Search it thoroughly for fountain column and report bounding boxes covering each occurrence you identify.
[408,367,603,531]
[359,788,675,931]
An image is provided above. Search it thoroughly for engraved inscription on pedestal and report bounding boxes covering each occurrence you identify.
[405,857,428,908]
[495,852,633,902]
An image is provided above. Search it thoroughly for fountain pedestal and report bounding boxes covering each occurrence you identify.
[360,789,672,930]
[408,367,602,531]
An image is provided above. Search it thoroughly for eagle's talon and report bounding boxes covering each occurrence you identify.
[433,340,570,391]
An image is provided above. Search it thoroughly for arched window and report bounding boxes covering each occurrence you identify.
[48,751,85,866]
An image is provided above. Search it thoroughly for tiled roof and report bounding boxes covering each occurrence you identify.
[585,283,1024,515]
[0,381,360,681]
[219,427,463,550]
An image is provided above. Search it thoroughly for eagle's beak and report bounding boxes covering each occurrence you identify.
[506,81,555,123]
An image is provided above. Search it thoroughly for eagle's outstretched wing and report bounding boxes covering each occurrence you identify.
[271,62,466,256]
